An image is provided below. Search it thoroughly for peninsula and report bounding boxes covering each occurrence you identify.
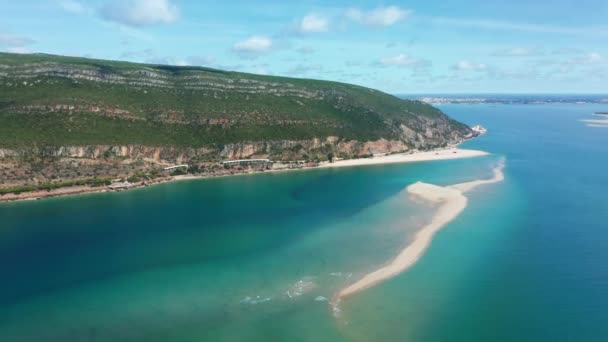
[0,53,480,201]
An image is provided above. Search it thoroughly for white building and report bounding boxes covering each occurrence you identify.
[471,125,487,135]
[163,165,189,171]
[221,159,271,165]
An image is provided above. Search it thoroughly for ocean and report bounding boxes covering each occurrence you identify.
[1,103,607,341]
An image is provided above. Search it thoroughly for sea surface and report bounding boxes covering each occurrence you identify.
[1,103,607,341]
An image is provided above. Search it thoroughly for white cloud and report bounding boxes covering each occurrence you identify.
[286,64,323,75]
[492,47,544,57]
[561,52,604,72]
[296,46,316,55]
[232,36,273,59]
[296,14,330,33]
[381,54,418,66]
[379,54,430,69]
[0,32,34,47]
[428,16,608,37]
[585,52,602,63]
[60,0,92,15]
[254,67,272,76]
[140,54,216,67]
[101,0,179,26]
[233,36,273,52]
[5,47,33,54]
[452,60,488,71]
[346,6,411,27]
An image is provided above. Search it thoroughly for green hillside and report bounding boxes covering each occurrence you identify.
[0,53,470,149]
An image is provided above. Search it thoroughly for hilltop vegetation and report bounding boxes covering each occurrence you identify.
[0,53,473,188]
[0,53,469,148]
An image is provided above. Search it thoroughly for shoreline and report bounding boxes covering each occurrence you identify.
[319,148,488,169]
[0,147,488,204]
[332,160,505,314]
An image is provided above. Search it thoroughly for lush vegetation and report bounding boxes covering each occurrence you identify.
[0,53,470,148]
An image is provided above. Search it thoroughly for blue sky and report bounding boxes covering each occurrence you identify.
[1,0,607,94]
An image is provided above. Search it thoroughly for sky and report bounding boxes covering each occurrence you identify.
[1,0,607,94]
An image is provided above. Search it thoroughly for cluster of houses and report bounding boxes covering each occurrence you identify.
[106,159,278,191]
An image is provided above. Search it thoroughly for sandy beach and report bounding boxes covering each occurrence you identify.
[333,160,505,311]
[319,148,488,169]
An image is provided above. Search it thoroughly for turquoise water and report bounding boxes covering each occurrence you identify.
[1,103,607,341]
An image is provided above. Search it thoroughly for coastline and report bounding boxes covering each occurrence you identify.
[332,160,505,314]
[0,147,488,204]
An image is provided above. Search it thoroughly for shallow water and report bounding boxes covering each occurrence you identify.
[1,103,607,341]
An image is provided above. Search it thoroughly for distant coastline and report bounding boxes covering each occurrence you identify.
[399,94,608,105]
[0,147,489,204]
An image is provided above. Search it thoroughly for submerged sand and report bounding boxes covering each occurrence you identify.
[333,160,505,312]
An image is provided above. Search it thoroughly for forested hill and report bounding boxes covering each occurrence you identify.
[0,52,470,150]
[0,53,475,188]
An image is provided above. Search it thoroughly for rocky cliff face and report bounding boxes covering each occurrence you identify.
[0,137,408,163]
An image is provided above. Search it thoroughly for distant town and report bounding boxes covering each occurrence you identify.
[399,94,608,105]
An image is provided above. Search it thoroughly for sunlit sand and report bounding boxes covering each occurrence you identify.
[319,148,488,169]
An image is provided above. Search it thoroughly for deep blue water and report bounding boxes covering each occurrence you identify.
[438,104,608,341]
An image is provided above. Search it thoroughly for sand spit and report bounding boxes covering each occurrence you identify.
[580,119,608,124]
[332,160,505,313]
[580,119,608,128]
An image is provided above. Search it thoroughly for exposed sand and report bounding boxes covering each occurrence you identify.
[332,160,505,312]
[580,119,608,128]
[580,119,608,124]
[319,148,488,169]
[450,162,505,192]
